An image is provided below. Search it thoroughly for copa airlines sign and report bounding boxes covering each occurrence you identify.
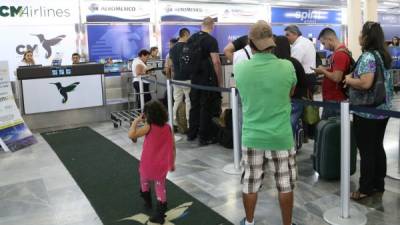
[0,0,79,25]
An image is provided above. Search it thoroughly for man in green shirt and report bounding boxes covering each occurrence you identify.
[234,20,297,225]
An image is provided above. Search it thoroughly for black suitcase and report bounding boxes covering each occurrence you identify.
[313,118,357,180]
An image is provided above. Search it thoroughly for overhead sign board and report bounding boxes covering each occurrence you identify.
[271,7,342,24]
[0,0,79,25]
[82,0,151,23]
[159,1,266,23]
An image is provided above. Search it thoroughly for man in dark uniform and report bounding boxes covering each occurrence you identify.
[187,17,222,146]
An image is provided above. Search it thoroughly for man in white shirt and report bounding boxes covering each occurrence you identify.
[284,25,316,74]
[233,45,252,65]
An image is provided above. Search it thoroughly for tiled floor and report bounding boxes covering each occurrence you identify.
[0,113,399,225]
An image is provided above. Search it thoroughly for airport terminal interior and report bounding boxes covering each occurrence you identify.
[0,0,400,225]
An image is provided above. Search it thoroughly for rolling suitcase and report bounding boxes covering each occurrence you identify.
[313,118,357,180]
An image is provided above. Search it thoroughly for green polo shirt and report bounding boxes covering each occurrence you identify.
[234,53,297,150]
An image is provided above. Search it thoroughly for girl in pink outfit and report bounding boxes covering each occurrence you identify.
[128,100,176,224]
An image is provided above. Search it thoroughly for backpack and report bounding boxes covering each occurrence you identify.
[335,48,356,97]
[179,32,207,78]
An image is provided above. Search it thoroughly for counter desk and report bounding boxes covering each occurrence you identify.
[16,64,126,129]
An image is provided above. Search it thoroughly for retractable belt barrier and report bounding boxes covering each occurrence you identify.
[143,78,231,93]
[147,78,400,119]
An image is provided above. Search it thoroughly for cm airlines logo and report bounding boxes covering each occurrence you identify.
[50,82,80,104]
[0,6,22,17]
[0,5,71,18]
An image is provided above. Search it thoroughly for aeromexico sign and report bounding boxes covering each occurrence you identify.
[159,2,267,23]
[271,7,342,24]
[0,0,79,25]
[82,1,151,22]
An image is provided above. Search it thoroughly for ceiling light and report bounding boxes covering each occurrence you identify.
[383,2,400,7]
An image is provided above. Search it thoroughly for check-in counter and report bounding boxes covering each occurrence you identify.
[16,64,125,129]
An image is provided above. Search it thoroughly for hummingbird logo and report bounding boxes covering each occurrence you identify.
[31,34,66,59]
[119,202,193,225]
[50,82,80,104]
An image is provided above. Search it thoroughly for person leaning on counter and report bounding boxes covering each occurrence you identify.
[72,53,81,64]
[19,50,36,66]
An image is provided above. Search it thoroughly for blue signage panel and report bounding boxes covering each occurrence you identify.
[382,26,399,41]
[271,7,342,24]
[161,24,251,58]
[213,24,251,53]
[160,25,201,59]
[378,13,400,25]
[87,25,150,62]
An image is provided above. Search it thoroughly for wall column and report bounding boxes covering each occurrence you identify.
[347,0,363,59]
[364,0,378,22]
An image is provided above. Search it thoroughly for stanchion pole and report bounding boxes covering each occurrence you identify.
[223,88,241,175]
[387,121,400,180]
[323,102,367,225]
[166,79,173,128]
[139,76,145,113]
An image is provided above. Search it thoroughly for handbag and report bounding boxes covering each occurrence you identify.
[302,90,320,125]
[349,51,386,107]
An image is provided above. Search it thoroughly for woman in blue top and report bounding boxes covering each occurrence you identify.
[344,21,393,200]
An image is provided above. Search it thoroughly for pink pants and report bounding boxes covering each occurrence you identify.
[140,176,167,203]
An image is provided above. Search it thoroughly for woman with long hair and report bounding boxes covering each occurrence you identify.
[20,50,35,66]
[344,21,393,200]
[273,36,308,140]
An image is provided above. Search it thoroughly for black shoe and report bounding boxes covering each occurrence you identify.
[149,201,167,224]
[187,134,197,141]
[198,139,210,146]
[139,189,152,209]
[198,138,218,147]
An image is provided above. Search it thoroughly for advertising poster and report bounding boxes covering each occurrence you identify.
[0,63,36,152]
[22,75,104,114]
[87,25,150,62]
[82,0,151,22]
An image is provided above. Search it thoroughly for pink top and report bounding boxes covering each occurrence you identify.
[139,124,174,180]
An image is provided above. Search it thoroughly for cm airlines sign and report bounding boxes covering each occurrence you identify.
[0,0,79,25]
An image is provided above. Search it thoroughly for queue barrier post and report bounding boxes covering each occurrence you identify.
[323,102,367,225]
[223,87,242,175]
[166,79,174,128]
[138,76,145,113]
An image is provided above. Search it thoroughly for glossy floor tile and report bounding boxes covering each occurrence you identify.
[0,107,399,225]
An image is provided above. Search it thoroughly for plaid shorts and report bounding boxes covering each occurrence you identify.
[241,147,297,194]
